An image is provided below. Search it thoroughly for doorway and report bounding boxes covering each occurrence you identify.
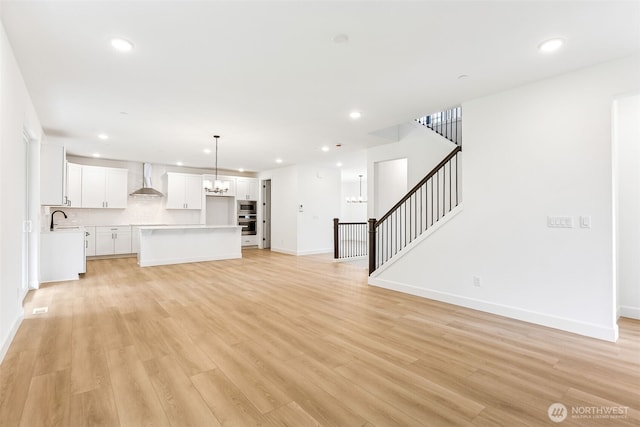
[613,93,640,320]
[21,129,31,296]
[262,179,271,249]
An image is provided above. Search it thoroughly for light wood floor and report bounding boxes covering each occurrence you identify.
[1,249,638,426]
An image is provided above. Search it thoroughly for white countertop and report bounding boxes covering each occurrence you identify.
[138,225,242,230]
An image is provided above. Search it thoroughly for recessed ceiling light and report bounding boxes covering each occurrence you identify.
[204,148,212,154]
[238,168,244,172]
[321,146,329,152]
[97,133,109,140]
[336,162,343,167]
[92,153,101,158]
[176,161,183,166]
[350,111,361,119]
[538,38,564,53]
[111,38,134,52]
[275,158,283,164]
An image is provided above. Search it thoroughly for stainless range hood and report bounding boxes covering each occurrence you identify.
[130,163,164,197]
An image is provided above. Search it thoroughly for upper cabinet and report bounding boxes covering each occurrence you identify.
[66,163,82,207]
[81,165,128,208]
[40,144,66,205]
[236,178,258,201]
[166,172,202,209]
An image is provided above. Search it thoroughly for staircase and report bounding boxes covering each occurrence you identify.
[368,106,462,274]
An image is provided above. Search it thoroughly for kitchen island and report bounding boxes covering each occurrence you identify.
[137,225,242,267]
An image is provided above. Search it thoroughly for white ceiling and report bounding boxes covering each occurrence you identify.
[2,1,639,175]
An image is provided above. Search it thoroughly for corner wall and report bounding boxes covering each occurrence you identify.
[369,55,640,341]
[0,21,43,361]
[259,164,340,256]
[614,93,640,319]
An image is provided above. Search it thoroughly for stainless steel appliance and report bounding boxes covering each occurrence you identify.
[238,200,256,215]
[238,215,257,236]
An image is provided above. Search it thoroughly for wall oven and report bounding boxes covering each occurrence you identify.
[238,200,256,215]
[238,215,257,236]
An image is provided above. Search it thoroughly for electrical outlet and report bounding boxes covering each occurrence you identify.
[473,276,481,287]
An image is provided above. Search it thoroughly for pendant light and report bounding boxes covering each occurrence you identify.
[207,135,229,194]
[347,174,367,203]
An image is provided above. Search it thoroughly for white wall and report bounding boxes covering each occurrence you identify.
[340,179,368,222]
[259,164,341,256]
[370,55,640,341]
[367,123,455,219]
[373,158,407,218]
[297,167,341,255]
[614,93,640,319]
[0,21,43,361]
[259,165,299,254]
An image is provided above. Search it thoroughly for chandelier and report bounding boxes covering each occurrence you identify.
[346,174,367,203]
[207,135,229,194]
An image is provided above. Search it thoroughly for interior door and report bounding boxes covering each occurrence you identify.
[262,179,271,249]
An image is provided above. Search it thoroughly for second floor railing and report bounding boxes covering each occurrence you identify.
[416,106,462,146]
[333,219,368,260]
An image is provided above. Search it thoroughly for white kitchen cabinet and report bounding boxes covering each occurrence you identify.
[203,174,236,197]
[40,230,85,282]
[236,178,258,200]
[166,173,202,209]
[81,165,128,208]
[85,226,96,256]
[95,226,132,255]
[40,144,66,206]
[241,235,258,247]
[66,162,83,207]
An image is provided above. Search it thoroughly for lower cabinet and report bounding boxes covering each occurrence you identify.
[241,235,258,247]
[85,226,96,256]
[95,226,132,256]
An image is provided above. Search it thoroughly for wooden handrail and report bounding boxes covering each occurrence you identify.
[376,145,461,226]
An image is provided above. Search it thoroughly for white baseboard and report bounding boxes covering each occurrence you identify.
[618,305,640,320]
[270,247,297,256]
[296,248,332,256]
[368,277,619,342]
[138,253,242,267]
[0,312,24,364]
[270,247,332,256]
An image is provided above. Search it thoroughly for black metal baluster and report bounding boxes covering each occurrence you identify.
[449,159,452,212]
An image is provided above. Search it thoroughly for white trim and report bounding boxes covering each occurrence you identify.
[138,253,241,267]
[270,247,297,256]
[618,305,640,320]
[370,203,464,277]
[368,277,619,342]
[0,312,24,364]
[271,247,332,256]
[296,248,332,256]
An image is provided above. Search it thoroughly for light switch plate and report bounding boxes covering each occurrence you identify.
[580,216,592,228]
[547,216,574,228]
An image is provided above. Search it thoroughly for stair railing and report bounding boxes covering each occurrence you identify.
[416,106,462,146]
[333,218,368,260]
[368,145,462,274]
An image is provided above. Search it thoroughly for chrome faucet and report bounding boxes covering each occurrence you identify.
[50,210,67,231]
